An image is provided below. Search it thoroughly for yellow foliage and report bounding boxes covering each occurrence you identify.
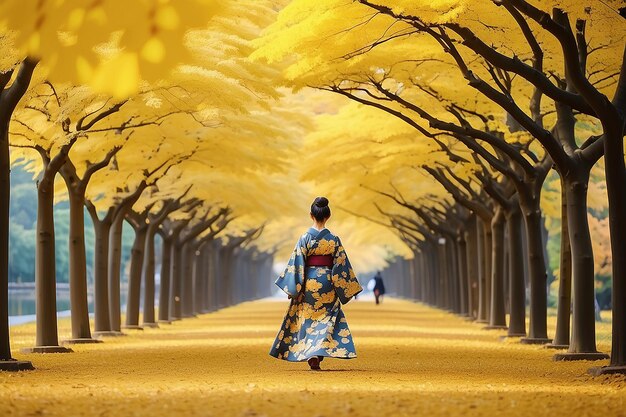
[0,0,225,98]
[4,0,624,274]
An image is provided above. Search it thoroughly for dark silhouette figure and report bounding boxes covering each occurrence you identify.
[373,271,386,305]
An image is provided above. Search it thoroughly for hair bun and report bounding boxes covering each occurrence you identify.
[314,197,329,208]
[311,197,331,221]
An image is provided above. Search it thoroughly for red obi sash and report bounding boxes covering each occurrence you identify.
[306,255,334,267]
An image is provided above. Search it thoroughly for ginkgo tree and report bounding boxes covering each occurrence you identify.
[255,0,626,372]
[257,0,561,343]
[0,0,313,370]
[0,0,239,370]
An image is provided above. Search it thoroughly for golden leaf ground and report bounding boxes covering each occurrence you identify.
[1,298,624,416]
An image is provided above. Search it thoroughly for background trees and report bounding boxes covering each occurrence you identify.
[255,0,625,374]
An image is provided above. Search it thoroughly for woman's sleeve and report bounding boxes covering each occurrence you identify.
[331,237,362,304]
[274,236,307,297]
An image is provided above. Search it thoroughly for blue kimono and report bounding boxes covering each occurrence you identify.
[270,228,362,361]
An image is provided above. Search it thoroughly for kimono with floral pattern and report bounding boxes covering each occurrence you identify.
[270,228,362,361]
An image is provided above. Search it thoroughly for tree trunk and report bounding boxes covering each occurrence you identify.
[446,237,460,313]
[125,226,147,327]
[202,244,213,311]
[207,243,217,310]
[564,171,599,353]
[93,219,112,333]
[417,251,424,303]
[0,124,11,359]
[0,59,37,364]
[169,243,183,320]
[34,176,62,347]
[519,197,550,343]
[542,216,555,292]
[465,216,479,319]
[457,231,469,316]
[604,120,626,367]
[222,247,235,307]
[476,219,488,322]
[417,251,426,303]
[67,192,92,340]
[181,242,195,317]
[506,204,526,337]
[412,254,422,301]
[488,207,507,328]
[483,225,493,321]
[428,244,438,305]
[142,226,158,325]
[158,236,172,322]
[436,238,448,309]
[193,242,206,314]
[552,181,572,347]
[107,214,125,332]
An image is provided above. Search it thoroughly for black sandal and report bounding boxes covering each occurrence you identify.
[307,357,321,370]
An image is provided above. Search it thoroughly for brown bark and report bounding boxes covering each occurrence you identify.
[181,242,196,318]
[107,213,125,332]
[0,123,10,360]
[180,229,219,316]
[142,203,176,325]
[605,121,626,365]
[457,231,469,316]
[207,241,220,311]
[552,182,572,346]
[488,207,507,327]
[476,219,487,322]
[87,205,114,333]
[505,203,526,336]
[564,171,598,353]
[446,238,460,313]
[157,234,173,322]
[0,59,37,361]
[521,208,549,342]
[61,151,119,339]
[604,47,626,367]
[465,216,479,319]
[34,171,61,347]
[142,228,158,325]
[169,242,183,320]
[65,185,91,339]
[483,221,493,322]
[194,242,209,314]
[174,212,229,317]
[28,136,79,350]
[107,183,147,331]
[157,219,188,322]
[125,224,147,327]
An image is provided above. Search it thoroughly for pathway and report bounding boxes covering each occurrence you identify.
[1,297,624,416]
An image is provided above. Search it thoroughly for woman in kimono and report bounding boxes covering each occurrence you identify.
[269,197,362,370]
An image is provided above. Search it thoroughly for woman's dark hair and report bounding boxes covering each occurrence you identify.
[311,196,331,221]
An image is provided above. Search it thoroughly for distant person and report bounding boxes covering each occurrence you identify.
[373,271,386,305]
[269,197,362,370]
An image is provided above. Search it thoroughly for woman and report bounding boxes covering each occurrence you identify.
[373,271,386,305]
[269,197,362,370]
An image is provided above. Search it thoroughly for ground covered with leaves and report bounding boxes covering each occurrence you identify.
[1,298,624,417]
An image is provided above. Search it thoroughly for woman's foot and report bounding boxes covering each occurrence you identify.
[307,357,321,370]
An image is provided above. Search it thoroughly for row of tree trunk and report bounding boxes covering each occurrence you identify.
[0,59,276,370]
[335,1,626,376]
[380,198,610,367]
[24,198,275,355]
